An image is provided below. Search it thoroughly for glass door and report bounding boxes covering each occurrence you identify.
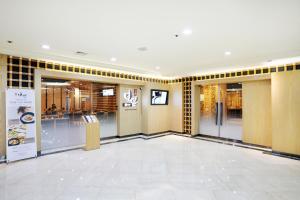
[219,83,243,140]
[199,84,219,137]
[199,83,243,141]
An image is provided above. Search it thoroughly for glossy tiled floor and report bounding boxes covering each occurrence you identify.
[1,135,300,200]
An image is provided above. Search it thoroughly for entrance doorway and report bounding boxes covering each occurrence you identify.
[199,83,242,140]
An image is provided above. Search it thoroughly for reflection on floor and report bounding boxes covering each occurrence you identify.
[1,135,300,200]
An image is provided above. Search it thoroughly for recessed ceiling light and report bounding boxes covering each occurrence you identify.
[182,29,192,35]
[42,44,50,50]
[138,47,148,51]
[110,57,117,62]
[155,66,160,70]
[224,51,231,56]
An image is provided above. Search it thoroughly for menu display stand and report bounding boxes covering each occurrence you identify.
[82,115,100,151]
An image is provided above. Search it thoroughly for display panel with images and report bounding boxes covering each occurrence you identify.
[151,90,169,105]
[6,89,37,162]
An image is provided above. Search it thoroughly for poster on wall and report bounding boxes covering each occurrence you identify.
[6,89,37,162]
[123,88,138,109]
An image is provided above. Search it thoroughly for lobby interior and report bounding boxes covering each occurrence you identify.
[0,1,300,200]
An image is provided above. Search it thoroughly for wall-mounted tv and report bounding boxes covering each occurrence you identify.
[101,88,114,96]
[151,89,169,105]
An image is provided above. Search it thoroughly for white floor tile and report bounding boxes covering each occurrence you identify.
[1,135,300,200]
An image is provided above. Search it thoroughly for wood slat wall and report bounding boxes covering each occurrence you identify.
[92,83,117,112]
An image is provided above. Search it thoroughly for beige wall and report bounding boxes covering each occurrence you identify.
[272,71,300,155]
[0,55,7,158]
[35,70,42,151]
[118,82,183,136]
[191,82,200,135]
[169,83,183,133]
[118,85,142,136]
[242,80,272,147]
[142,82,170,134]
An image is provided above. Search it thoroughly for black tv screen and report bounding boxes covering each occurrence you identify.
[151,89,169,105]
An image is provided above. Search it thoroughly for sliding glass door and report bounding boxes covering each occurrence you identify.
[199,83,242,140]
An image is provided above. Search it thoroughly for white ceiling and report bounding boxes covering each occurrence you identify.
[1,0,300,78]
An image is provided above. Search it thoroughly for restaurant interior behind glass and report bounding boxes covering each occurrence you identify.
[41,78,117,153]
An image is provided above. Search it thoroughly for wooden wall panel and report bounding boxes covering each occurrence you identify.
[169,83,183,133]
[118,85,142,136]
[272,71,300,155]
[242,80,272,147]
[191,82,200,135]
[141,82,170,134]
[92,83,117,112]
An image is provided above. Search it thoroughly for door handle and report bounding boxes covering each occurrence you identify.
[220,102,223,125]
[215,102,218,125]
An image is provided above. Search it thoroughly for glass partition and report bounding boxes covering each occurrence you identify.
[41,78,118,153]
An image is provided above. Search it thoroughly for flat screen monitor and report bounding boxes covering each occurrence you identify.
[151,89,169,105]
[101,88,114,96]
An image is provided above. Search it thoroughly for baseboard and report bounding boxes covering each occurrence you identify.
[169,130,185,134]
[94,130,182,141]
[142,131,171,136]
[264,150,300,160]
[194,134,242,143]
[117,133,143,139]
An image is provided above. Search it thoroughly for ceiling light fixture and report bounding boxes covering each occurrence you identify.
[138,47,148,52]
[224,51,231,56]
[42,44,50,50]
[110,57,117,62]
[43,82,70,86]
[182,29,192,35]
[76,51,87,56]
